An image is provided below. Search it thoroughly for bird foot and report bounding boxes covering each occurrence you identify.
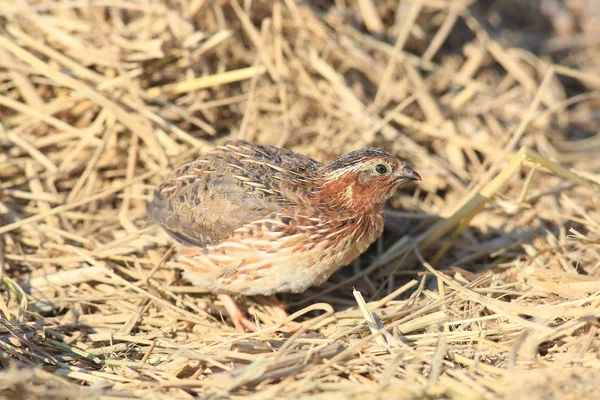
[218,293,259,332]
[256,295,289,321]
[218,293,303,333]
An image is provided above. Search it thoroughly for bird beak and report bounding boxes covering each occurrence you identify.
[396,165,422,182]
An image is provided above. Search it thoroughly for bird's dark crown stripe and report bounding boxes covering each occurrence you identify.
[322,148,397,172]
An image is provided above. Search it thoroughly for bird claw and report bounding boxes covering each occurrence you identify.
[218,293,299,333]
[231,314,259,332]
[218,293,259,332]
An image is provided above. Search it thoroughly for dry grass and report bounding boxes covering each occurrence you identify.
[1,0,600,399]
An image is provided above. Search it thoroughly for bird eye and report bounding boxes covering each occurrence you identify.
[374,163,388,175]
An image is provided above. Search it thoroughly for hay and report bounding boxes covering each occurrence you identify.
[1,0,600,399]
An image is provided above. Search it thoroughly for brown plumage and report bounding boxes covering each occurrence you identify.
[148,140,421,331]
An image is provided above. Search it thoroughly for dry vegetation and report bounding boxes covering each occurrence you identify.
[1,0,600,399]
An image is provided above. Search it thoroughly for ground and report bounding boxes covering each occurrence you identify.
[1,0,600,399]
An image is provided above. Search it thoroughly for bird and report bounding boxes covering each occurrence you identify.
[147,140,421,331]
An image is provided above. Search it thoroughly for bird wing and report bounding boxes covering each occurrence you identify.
[147,140,321,247]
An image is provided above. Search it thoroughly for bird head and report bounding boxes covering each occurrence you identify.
[316,148,421,212]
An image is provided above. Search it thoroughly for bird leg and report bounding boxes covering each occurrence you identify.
[217,293,258,332]
[256,295,307,332]
[217,294,301,333]
[256,295,289,321]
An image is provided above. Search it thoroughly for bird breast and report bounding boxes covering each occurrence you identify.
[179,211,385,296]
